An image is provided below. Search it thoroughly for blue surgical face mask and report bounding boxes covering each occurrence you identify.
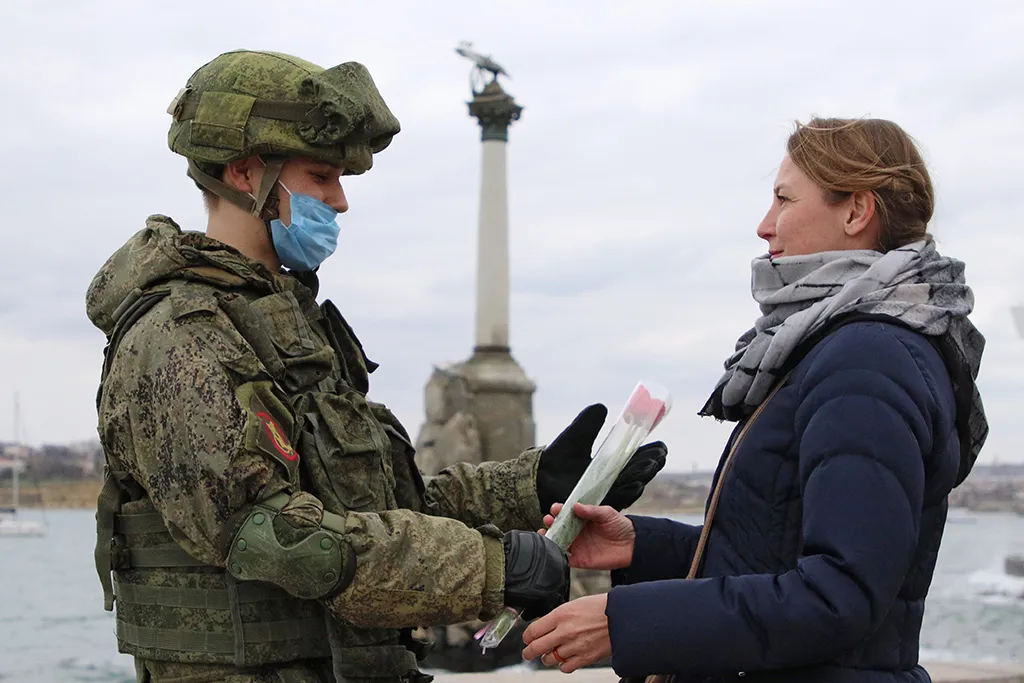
[269,183,340,271]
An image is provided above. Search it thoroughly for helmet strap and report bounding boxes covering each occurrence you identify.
[187,159,284,220]
[252,160,284,219]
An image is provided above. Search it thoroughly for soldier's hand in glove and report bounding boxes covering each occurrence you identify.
[502,530,570,620]
[535,404,668,515]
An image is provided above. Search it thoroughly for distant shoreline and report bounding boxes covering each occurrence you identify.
[1,480,1020,518]
[0,479,101,509]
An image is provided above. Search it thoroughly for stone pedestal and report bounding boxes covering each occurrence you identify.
[460,348,535,461]
[414,351,535,474]
[415,367,481,475]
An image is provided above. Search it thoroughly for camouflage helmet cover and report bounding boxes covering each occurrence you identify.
[167,50,400,176]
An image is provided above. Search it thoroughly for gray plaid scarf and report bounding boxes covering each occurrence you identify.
[701,240,987,481]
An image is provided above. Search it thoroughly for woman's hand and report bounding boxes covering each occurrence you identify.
[542,502,635,571]
[521,594,612,673]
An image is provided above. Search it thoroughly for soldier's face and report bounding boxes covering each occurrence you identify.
[275,158,349,226]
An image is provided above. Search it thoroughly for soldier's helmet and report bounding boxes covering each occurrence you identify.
[166,49,400,217]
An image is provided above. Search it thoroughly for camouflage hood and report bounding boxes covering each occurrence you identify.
[86,215,274,336]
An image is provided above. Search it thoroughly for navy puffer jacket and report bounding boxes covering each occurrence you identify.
[608,320,973,683]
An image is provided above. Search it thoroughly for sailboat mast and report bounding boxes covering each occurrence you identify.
[11,393,20,511]
[0,392,44,536]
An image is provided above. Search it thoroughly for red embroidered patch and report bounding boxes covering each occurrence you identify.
[257,412,298,461]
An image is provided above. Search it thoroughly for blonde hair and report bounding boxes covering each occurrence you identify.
[787,117,934,251]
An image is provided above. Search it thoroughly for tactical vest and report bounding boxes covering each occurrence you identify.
[95,273,431,683]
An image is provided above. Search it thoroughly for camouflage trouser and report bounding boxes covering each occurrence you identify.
[134,658,335,683]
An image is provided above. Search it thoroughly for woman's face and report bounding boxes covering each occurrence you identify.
[756,155,851,258]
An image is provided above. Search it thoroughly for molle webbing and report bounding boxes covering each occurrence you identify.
[109,507,332,666]
[114,605,326,657]
[114,579,287,609]
[112,511,208,567]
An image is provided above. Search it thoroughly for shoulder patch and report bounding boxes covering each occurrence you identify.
[237,381,300,483]
[256,411,298,461]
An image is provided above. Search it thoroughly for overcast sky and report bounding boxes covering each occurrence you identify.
[0,0,1022,471]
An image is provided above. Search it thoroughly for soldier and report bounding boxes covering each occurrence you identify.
[85,49,667,683]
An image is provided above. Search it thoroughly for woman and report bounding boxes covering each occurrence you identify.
[521,117,987,683]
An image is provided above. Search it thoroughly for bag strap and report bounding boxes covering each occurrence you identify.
[633,373,795,683]
[686,370,794,580]
[95,467,126,611]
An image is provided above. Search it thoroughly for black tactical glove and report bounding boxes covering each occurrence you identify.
[502,530,570,620]
[535,404,668,515]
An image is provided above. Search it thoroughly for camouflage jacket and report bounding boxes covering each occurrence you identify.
[86,215,544,681]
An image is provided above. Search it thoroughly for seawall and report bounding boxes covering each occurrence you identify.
[433,662,1024,682]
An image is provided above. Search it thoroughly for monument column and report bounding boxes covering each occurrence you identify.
[461,76,536,465]
[470,82,520,350]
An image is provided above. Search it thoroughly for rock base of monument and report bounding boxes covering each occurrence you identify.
[415,348,536,475]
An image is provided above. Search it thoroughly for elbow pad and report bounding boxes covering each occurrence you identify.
[226,492,356,600]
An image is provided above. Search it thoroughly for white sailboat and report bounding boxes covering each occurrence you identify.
[0,458,45,537]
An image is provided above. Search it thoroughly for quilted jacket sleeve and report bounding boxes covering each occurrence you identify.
[610,516,703,586]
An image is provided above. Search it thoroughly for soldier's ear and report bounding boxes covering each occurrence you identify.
[224,157,263,195]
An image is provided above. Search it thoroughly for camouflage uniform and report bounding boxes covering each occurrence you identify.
[87,50,546,683]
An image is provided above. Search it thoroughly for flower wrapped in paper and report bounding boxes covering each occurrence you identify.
[476,381,672,651]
